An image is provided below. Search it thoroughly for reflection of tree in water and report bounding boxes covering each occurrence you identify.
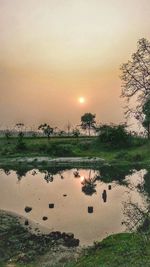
[120,169,150,232]
[42,168,66,183]
[44,172,54,183]
[3,168,11,176]
[16,168,28,180]
[1,166,28,180]
[95,165,141,184]
[122,197,150,232]
[82,183,96,196]
[81,170,97,196]
[80,165,138,196]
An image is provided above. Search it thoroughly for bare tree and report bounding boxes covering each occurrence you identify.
[120,38,150,120]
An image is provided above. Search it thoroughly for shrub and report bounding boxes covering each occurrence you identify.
[97,124,130,147]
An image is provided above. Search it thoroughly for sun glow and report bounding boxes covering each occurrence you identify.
[79,97,85,104]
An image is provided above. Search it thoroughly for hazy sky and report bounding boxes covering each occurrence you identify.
[0,0,150,128]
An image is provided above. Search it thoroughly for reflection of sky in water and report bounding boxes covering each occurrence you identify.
[0,168,147,245]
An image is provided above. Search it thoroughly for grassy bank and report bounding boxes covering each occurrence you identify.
[68,233,150,267]
[0,136,150,164]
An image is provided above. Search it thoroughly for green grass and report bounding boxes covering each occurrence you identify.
[66,233,150,267]
[0,136,150,164]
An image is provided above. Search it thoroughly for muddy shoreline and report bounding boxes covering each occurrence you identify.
[0,210,82,266]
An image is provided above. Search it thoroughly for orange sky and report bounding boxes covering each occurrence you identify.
[0,0,150,128]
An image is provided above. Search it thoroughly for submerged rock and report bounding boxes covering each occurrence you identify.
[49,231,80,247]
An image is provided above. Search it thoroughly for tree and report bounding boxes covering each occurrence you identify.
[81,113,96,136]
[142,98,150,138]
[120,38,150,120]
[72,128,80,138]
[66,121,72,136]
[38,123,54,139]
[15,123,26,150]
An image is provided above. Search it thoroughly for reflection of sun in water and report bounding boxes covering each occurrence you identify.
[80,176,85,184]
[79,97,85,104]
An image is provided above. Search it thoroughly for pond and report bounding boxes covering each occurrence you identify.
[0,166,148,246]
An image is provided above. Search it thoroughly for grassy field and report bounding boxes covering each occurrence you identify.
[0,135,150,164]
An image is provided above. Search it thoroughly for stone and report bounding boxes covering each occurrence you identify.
[102,190,107,203]
[24,219,29,226]
[62,232,74,240]
[108,185,112,190]
[49,231,62,240]
[88,206,93,213]
[49,203,54,209]
[66,233,74,239]
[24,206,32,213]
[42,216,48,221]
[64,238,80,247]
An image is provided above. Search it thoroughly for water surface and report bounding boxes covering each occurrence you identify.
[0,168,147,245]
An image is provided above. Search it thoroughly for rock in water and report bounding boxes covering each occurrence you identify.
[49,203,54,209]
[42,216,48,221]
[88,206,93,213]
[25,206,32,213]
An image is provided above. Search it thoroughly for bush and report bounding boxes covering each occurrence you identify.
[97,124,130,147]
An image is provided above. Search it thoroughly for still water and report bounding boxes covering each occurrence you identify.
[0,168,147,245]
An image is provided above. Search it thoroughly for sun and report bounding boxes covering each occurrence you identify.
[79,97,85,104]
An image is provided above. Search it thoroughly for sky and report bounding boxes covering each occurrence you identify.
[0,0,150,129]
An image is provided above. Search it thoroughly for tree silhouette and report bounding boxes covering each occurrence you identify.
[38,123,54,139]
[120,38,150,120]
[81,113,96,136]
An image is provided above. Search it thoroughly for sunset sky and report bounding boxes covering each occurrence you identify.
[0,0,150,129]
